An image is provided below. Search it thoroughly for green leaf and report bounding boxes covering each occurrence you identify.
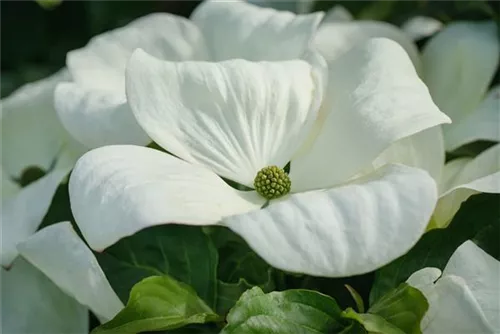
[370,194,499,303]
[216,270,275,316]
[35,0,62,10]
[207,227,276,315]
[344,284,365,313]
[341,309,405,334]
[473,223,500,260]
[92,275,221,334]
[96,225,218,309]
[221,287,346,333]
[338,321,368,334]
[368,283,428,334]
[210,227,271,285]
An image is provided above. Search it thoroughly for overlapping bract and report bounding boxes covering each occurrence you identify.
[314,10,500,228]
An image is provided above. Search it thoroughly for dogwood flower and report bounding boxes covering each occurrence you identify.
[0,70,84,268]
[68,30,450,277]
[54,0,324,149]
[407,241,499,333]
[315,16,500,228]
[3,222,124,333]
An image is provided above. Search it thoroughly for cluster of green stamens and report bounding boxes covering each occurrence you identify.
[254,165,291,200]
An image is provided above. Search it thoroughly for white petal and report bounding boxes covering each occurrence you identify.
[366,127,445,185]
[126,50,322,187]
[223,164,438,277]
[67,13,206,90]
[445,86,500,151]
[422,21,499,124]
[17,222,124,322]
[406,267,442,297]
[191,0,323,61]
[54,83,150,148]
[314,21,421,71]
[443,241,500,329]
[401,16,443,41]
[434,144,500,227]
[248,0,315,14]
[1,166,70,267]
[69,145,264,251]
[59,14,205,149]
[1,257,88,333]
[291,38,450,192]
[322,5,353,23]
[0,69,71,178]
[421,275,494,333]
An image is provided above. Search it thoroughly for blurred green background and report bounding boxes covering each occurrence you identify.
[1,0,499,98]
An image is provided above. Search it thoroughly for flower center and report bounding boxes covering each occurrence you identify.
[254,165,291,200]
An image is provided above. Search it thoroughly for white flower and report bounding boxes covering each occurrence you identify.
[55,0,324,149]
[407,241,499,333]
[0,70,85,268]
[315,15,500,228]
[2,222,124,333]
[68,18,450,276]
[421,22,499,151]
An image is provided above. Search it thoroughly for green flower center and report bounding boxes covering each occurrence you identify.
[254,165,291,200]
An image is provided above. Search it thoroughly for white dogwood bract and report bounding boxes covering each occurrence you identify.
[69,31,450,276]
[433,144,500,227]
[3,222,123,331]
[55,0,323,149]
[407,241,500,333]
[444,85,500,152]
[248,0,316,14]
[1,257,89,334]
[401,16,443,41]
[0,70,85,267]
[314,16,500,228]
[17,222,124,322]
[421,21,499,150]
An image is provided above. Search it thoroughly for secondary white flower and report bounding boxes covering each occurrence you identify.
[55,0,324,149]
[314,17,500,228]
[407,241,500,333]
[1,222,125,333]
[0,70,85,268]
[69,31,449,277]
[421,21,499,151]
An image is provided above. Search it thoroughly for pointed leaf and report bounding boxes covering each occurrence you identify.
[341,309,405,334]
[92,275,220,334]
[368,283,428,334]
[221,287,346,333]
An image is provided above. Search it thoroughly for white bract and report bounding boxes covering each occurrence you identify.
[421,22,499,151]
[55,0,324,149]
[315,14,500,228]
[0,70,85,268]
[407,241,500,333]
[68,2,450,277]
[3,222,125,333]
